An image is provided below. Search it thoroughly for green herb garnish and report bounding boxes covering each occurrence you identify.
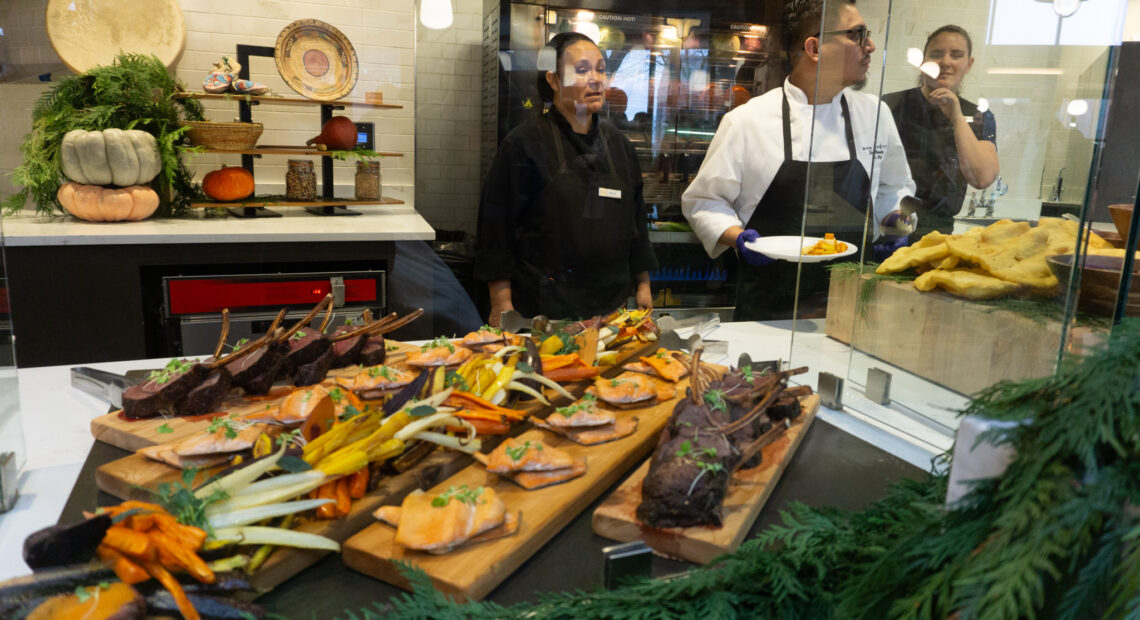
[431,485,485,507]
[506,440,542,461]
[291,330,308,341]
[368,365,397,380]
[277,428,304,447]
[156,423,173,434]
[445,370,470,391]
[207,417,239,439]
[230,337,250,351]
[147,358,194,385]
[74,585,92,603]
[675,440,692,459]
[741,366,754,385]
[408,404,436,417]
[328,387,344,403]
[704,389,728,413]
[339,404,365,422]
[387,343,400,352]
[421,336,456,353]
[479,324,502,335]
[152,467,228,533]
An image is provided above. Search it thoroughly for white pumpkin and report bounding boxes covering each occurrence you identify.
[60,129,162,187]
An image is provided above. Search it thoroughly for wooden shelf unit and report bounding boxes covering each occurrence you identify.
[180,92,403,109]
[198,146,403,157]
[188,197,405,209]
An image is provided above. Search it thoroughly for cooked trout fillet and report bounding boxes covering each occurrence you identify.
[459,327,505,347]
[405,342,473,367]
[594,372,658,405]
[544,394,614,428]
[485,438,576,473]
[377,504,521,547]
[639,351,687,382]
[174,421,268,456]
[139,444,229,469]
[393,486,506,553]
[352,365,417,392]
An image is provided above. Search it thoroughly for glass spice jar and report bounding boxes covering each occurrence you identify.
[354,161,381,201]
[285,159,316,201]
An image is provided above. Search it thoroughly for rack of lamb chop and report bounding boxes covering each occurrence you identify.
[636,350,810,528]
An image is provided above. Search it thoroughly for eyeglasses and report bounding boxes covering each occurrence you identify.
[821,25,872,47]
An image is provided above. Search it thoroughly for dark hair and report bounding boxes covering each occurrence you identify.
[537,32,599,103]
[924,24,973,57]
[782,0,856,63]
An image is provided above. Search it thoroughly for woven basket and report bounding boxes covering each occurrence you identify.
[183,121,263,150]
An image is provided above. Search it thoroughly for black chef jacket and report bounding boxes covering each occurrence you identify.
[883,87,997,237]
[475,111,658,320]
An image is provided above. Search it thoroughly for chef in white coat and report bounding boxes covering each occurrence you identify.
[682,0,916,320]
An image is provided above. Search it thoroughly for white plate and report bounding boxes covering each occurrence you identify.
[743,236,858,263]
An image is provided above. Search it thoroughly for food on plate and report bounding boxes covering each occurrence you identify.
[140,420,272,468]
[375,486,519,553]
[802,233,848,256]
[539,416,639,446]
[476,437,588,489]
[876,218,1115,299]
[406,336,474,367]
[483,438,575,473]
[24,581,145,620]
[636,350,689,382]
[351,364,418,397]
[593,372,660,407]
[637,352,810,528]
[543,393,614,428]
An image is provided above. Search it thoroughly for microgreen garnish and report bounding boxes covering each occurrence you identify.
[277,428,304,447]
[431,485,484,507]
[386,343,400,352]
[301,390,314,403]
[328,387,344,403]
[421,336,456,353]
[445,370,470,391]
[147,358,194,385]
[156,423,173,434]
[656,350,669,359]
[556,398,596,417]
[479,324,502,335]
[207,417,239,439]
[229,337,250,351]
[152,467,228,533]
[368,365,398,380]
[506,440,542,461]
[675,440,693,459]
[704,389,728,413]
[74,585,91,603]
[344,317,356,326]
[291,330,307,341]
[339,404,365,422]
[610,378,624,388]
[741,366,755,385]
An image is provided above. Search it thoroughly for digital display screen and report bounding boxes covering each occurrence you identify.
[357,132,367,143]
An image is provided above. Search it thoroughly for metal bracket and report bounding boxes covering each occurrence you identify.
[602,540,652,589]
[818,371,844,409]
[330,277,346,307]
[866,367,892,406]
[0,452,18,513]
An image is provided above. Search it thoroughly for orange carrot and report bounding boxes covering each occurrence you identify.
[539,354,582,371]
[316,481,338,519]
[150,529,214,584]
[348,467,369,499]
[446,419,510,435]
[451,408,509,423]
[543,366,600,383]
[96,545,150,585]
[153,514,208,551]
[141,559,200,620]
[447,391,525,419]
[335,477,352,516]
[102,525,155,560]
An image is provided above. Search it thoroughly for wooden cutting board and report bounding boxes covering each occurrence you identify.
[591,394,819,565]
[89,345,419,453]
[341,371,713,602]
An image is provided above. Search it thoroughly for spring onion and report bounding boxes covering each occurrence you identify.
[207,498,334,530]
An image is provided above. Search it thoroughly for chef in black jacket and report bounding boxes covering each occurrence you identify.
[682,0,915,321]
[475,32,657,326]
[883,25,999,242]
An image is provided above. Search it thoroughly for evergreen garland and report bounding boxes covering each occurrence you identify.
[3,53,205,217]
[335,319,1140,620]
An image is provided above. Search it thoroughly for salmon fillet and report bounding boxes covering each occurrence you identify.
[545,394,614,428]
[485,438,576,473]
[393,486,507,553]
[174,421,268,456]
[352,365,417,392]
[405,340,473,367]
[594,372,658,405]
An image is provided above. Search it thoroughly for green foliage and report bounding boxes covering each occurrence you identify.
[327,319,1140,620]
[3,53,205,217]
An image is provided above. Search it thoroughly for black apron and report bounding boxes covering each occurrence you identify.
[512,115,639,320]
[735,90,872,321]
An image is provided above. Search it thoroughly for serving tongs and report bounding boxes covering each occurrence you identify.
[657,313,728,357]
[71,367,137,409]
[499,310,550,334]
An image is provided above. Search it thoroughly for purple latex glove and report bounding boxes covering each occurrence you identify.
[735,229,776,268]
[873,234,911,262]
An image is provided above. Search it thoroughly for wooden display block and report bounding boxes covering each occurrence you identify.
[591,395,818,565]
[825,273,1063,396]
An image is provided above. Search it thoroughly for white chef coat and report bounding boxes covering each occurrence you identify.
[682,79,916,258]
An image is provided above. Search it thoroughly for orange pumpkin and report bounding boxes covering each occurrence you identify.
[202,166,255,202]
[57,182,159,222]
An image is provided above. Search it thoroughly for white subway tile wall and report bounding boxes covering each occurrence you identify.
[415,0,484,236]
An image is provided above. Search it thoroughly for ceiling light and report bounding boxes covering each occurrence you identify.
[987,68,1064,75]
[907,48,923,68]
[1066,99,1089,116]
[420,0,453,30]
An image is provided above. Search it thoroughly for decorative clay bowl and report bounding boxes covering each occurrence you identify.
[1047,253,1140,317]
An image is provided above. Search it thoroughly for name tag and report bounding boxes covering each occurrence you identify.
[598,187,622,199]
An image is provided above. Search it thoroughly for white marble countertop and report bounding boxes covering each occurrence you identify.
[0,321,948,580]
[0,204,435,246]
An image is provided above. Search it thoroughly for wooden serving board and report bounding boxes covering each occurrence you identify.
[89,344,419,453]
[340,369,716,602]
[825,272,1065,395]
[591,394,819,565]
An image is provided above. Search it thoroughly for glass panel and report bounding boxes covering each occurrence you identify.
[0,215,22,513]
[793,0,1130,447]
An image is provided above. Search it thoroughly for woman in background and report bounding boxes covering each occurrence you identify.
[475,32,656,326]
[883,25,999,242]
